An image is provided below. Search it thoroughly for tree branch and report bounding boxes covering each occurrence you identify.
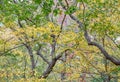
[59,0,83,28]
[54,49,70,60]
[85,31,120,65]
[24,44,35,70]
[0,44,24,56]
[39,49,69,78]
[60,0,120,65]
[37,48,50,64]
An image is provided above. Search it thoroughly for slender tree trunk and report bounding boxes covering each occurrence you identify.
[25,44,35,76]
[38,47,67,79]
[39,58,57,78]
[61,51,67,80]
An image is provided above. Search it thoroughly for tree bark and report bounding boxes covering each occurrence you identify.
[39,58,57,78]
[24,44,35,75]
[39,49,67,78]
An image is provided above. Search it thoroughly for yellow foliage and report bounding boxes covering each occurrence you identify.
[57,31,77,44]
[67,73,80,80]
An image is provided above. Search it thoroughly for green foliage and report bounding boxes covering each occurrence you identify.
[53,8,61,16]
[34,0,42,4]
[41,0,54,16]
[65,6,77,14]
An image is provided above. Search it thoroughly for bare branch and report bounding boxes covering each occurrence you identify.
[39,49,69,78]
[60,14,66,32]
[18,19,23,28]
[24,44,35,70]
[55,49,70,60]
[60,0,120,65]
[50,34,56,57]
[50,13,66,57]
[65,0,69,7]
[59,0,83,28]
[37,48,50,64]
[25,18,36,25]
[0,44,24,56]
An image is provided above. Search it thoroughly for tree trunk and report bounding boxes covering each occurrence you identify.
[39,58,57,78]
[25,44,35,76]
[38,48,67,79]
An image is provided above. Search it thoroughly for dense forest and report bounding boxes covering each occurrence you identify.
[0,0,120,82]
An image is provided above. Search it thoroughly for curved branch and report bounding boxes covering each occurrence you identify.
[84,31,120,65]
[39,49,69,78]
[37,49,50,64]
[71,14,120,65]
[59,0,120,65]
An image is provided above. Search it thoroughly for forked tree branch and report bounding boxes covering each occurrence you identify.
[59,0,120,65]
[37,48,50,64]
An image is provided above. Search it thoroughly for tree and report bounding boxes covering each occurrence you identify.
[0,0,120,82]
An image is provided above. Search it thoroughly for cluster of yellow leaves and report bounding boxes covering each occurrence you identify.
[92,0,105,3]
[57,31,77,44]
[12,50,25,56]
[11,22,60,44]
[15,78,47,82]
[4,21,17,28]
[66,73,80,81]
[0,27,18,52]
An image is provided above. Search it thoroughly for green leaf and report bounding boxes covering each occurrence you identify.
[34,0,42,4]
[53,8,60,16]
[65,6,77,14]
[42,34,49,39]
